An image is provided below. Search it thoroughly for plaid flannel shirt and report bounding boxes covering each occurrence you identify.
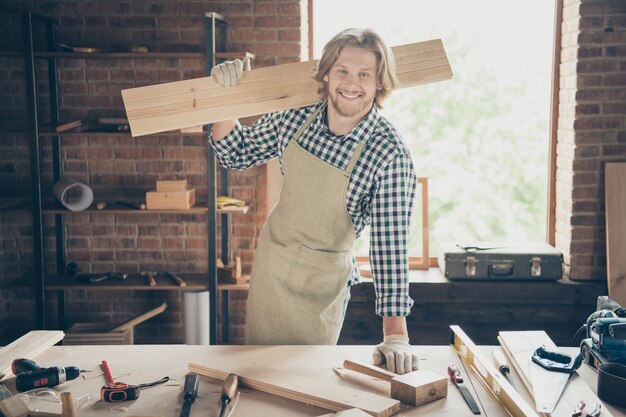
[209,101,416,316]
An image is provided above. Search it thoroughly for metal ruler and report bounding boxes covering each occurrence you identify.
[450,325,540,417]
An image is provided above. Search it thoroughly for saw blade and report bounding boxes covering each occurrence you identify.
[530,360,570,413]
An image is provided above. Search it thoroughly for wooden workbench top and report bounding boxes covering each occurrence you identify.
[0,345,622,417]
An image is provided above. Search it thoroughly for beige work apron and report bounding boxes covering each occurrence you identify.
[245,108,365,345]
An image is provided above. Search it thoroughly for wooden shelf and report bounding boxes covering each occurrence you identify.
[30,51,254,60]
[0,202,249,215]
[38,129,206,137]
[7,273,250,291]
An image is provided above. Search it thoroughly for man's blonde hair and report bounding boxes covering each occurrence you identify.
[314,28,398,109]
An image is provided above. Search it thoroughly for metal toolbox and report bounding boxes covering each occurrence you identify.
[439,242,563,281]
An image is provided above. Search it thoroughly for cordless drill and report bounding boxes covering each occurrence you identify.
[12,358,83,392]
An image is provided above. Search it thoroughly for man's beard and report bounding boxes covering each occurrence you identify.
[329,90,369,118]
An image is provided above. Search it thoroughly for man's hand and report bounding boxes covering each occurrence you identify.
[372,336,419,374]
[210,56,251,87]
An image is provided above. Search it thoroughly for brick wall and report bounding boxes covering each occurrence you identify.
[555,0,626,281]
[0,0,307,344]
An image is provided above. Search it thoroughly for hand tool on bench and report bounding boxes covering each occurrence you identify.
[530,345,582,414]
[448,364,481,414]
[218,373,238,417]
[179,373,199,417]
[100,360,169,402]
[491,348,517,390]
[343,359,447,406]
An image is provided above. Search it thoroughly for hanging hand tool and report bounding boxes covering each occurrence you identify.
[140,271,157,286]
[12,358,84,392]
[448,365,481,414]
[166,271,187,287]
[179,373,199,417]
[218,373,239,417]
[491,348,517,390]
[530,345,582,414]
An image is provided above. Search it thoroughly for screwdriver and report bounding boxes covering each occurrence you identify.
[218,373,239,417]
[492,348,517,389]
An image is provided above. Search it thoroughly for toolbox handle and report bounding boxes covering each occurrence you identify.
[488,263,514,277]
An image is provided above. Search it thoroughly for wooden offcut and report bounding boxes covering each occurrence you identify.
[188,363,401,417]
[343,359,446,406]
[122,39,453,136]
[605,163,626,307]
[0,331,64,379]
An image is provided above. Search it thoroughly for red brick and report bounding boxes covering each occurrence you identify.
[254,16,300,29]
[278,3,302,16]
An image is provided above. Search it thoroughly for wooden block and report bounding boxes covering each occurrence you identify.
[53,120,82,132]
[156,179,188,192]
[188,363,400,417]
[605,163,626,306]
[122,39,453,136]
[146,189,195,210]
[343,360,447,406]
[0,331,64,380]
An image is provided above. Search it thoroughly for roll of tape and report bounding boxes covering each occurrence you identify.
[598,362,626,408]
[53,178,94,212]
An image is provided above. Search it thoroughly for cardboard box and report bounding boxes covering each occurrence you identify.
[146,188,196,210]
[156,179,188,192]
[64,302,167,345]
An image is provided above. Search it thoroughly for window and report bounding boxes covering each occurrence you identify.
[313,0,555,257]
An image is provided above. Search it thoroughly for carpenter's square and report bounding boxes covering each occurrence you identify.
[530,345,582,414]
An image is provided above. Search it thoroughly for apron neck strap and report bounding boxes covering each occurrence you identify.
[292,107,322,143]
[344,142,365,176]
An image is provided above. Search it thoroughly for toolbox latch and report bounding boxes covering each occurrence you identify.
[465,256,476,276]
[531,256,541,276]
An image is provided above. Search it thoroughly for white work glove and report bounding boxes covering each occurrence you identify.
[372,336,419,374]
[210,56,251,87]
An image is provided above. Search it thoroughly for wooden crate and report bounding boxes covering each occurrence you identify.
[64,323,131,345]
[63,303,167,345]
[146,189,195,209]
[156,179,188,192]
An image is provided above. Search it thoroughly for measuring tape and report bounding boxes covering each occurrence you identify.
[100,377,169,402]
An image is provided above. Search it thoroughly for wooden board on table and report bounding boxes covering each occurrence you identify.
[605,163,626,307]
[189,362,401,417]
[318,409,371,417]
[0,331,64,380]
[122,39,452,136]
[498,331,614,417]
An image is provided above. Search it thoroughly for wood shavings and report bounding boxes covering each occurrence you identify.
[110,406,128,412]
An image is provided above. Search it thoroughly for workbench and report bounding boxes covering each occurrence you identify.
[1,345,623,417]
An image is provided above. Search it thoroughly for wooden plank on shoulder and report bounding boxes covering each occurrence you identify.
[605,163,626,307]
[0,331,64,380]
[122,39,452,137]
[188,362,400,417]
